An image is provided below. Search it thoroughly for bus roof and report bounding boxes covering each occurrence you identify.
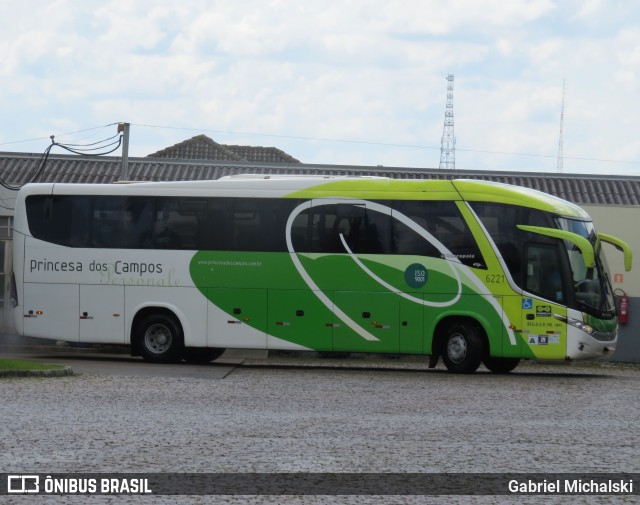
[452,179,591,219]
[20,176,591,219]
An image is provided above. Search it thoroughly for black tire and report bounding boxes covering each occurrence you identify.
[183,347,226,363]
[135,313,184,364]
[483,357,520,374]
[441,321,485,374]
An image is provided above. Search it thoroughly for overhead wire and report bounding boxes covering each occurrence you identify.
[0,131,123,191]
[0,143,54,191]
[1,121,639,186]
[133,123,640,166]
[0,123,120,148]
[53,136,123,156]
[54,131,122,148]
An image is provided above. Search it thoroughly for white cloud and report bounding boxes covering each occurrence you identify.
[1,0,639,174]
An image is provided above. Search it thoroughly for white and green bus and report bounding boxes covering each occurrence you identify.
[11,175,633,373]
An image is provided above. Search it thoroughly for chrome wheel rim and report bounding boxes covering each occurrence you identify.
[447,333,467,364]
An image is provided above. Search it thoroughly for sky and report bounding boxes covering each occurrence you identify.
[1,0,640,175]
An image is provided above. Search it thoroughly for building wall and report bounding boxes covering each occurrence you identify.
[0,186,16,334]
[583,205,639,362]
[0,221,13,333]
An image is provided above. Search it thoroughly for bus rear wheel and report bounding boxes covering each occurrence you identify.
[441,321,484,374]
[483,357,520,374]
[136,313,184,364]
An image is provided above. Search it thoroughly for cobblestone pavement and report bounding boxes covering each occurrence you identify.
[1,356,639,504]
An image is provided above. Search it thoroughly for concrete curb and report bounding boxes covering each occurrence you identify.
[0,344,128,354]
[0,366,74,378]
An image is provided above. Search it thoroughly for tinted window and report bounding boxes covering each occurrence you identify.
[26,195,302,252]
[27,195,207,250]
[391,200,486,268]
[25,194,485,266]
[290,199,485,268]
[26,195,91,247]
[91,197,155,248]
[229,198,299,252]
[291,204,392,254]
[525,243,565,304]
[470,202,555,286]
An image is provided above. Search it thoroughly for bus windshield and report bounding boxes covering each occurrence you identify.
[555,217,616,319]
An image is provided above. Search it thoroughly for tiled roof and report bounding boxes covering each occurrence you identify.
[224,144,300,163]
[147,135,300,163]
[1,151,640,205]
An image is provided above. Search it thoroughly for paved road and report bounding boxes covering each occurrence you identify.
[1,351,639,504]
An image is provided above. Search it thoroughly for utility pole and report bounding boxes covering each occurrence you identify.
[439,74,456,170]
[556,79,565,173]
[118,122,130,180]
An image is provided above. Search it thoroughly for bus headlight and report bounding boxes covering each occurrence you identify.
[553,313,595,335]
[567,318,594,335]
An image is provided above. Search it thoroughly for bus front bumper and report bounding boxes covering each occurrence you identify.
[565,325,617,360]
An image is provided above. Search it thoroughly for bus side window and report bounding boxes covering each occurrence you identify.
[391,200,485,268]
[230,200,267,251]
[290,209,309,251]
[26,195,90,247]
[392,217,440,257]
[293,206,342,253]
[200,199,229,251]
[290,204,391,254]
[127,198,155,248]
[471,202,554,281]
[498,243,521,283]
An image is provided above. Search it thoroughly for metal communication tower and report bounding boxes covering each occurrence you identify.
[556,79,565,173]
[439,74,456,170]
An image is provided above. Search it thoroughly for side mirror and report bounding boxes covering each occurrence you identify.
[516,225,595,268]
[598,233,633,272]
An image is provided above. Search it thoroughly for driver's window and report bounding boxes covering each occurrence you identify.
[525,243,564,303]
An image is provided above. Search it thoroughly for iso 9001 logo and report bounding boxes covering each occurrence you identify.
[7,475,40,493]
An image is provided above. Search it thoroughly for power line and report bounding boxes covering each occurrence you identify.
[2,121,639,166]
[0,131,123,191]
[0,123,120,148]
[132,122,443,151]
[134,122,640,166]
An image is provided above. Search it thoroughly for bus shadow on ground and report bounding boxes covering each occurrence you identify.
[236,361,618,379]
[15,351,622,379]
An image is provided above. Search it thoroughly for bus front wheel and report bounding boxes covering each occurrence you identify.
[441,322,484,374]
[483,357,520,373]
[136,314,184,364]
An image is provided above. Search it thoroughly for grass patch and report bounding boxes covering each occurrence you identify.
[0,358,65,371]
